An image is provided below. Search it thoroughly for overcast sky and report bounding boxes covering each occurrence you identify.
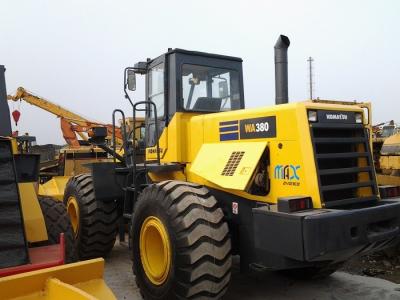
[1,0,399,144]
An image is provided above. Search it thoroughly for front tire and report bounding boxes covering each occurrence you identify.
[132,181,232,299]
[63,174,118,260]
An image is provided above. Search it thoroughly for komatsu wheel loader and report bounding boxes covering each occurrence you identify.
[66,35,400,299]
[0,65,116,300]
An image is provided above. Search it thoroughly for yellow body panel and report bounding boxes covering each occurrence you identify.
[38,176,70,201]
[381,132,400,154]
[191,142,267,190]
[63,157,110,177]
[380,132,400,175]
[380,155,400,170]
[10,138,18,154]
[0,259,116,300]
[148,170,186,182]
[377,174,400,186]
[146,112,197,161]
[146,101,369,208]
[18,183,48,243]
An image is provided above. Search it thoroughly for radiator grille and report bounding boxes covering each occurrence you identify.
[310,121,378,208]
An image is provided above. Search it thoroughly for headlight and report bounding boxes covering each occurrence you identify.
[355,113,363,124]
[308,110,317,122]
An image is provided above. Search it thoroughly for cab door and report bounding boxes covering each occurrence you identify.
[145,56,167,160]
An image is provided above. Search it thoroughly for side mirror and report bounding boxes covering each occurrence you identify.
[127,70,136,91]
[218,81,229,98]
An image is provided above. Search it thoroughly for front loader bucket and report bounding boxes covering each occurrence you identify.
[0,258,116,300]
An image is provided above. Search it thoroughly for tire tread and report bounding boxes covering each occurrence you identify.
[133,181,231,299]
[64,174,118,260]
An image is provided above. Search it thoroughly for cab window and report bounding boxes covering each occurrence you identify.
[182,64,241,112]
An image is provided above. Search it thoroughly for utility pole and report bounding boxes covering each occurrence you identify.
[307,56,314,100]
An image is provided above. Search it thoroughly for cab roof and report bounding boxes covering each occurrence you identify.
[146,48,243,65]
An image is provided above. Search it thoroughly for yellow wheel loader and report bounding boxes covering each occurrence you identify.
[377,132,400,196]
[67,35,400,299]
[0,65,116,300]
[371,120,400,188]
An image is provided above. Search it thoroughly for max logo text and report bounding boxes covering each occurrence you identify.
[274,165,300,181]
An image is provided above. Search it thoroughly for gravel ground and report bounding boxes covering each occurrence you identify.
[104,242,400,300]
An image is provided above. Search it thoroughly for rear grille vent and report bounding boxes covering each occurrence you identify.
[310,121,378,208]
[221,151,244,176]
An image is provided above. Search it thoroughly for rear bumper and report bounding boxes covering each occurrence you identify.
[252,199,400,269]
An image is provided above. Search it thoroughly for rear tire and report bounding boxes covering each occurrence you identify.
[132,180,232,300]
[63,174,118,260]
[38,196,78,263]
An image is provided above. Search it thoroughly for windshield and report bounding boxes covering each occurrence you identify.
[182,64,241,112]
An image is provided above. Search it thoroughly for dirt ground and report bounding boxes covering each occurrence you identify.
[342,247,400,283]
[104,242,400,300]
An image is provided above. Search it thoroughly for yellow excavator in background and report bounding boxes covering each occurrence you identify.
[370,120,400,197]
[378,132,400,189]
[7,88,145,184]
[0,65,116,300]
[372,120,399,172]
[6,87,121,201]
[7,87,125,146]
[7,86,146,260]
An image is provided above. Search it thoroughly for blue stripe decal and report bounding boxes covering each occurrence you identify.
[219,126,239,133]
[219,120,238,126]
[220,133,239,141]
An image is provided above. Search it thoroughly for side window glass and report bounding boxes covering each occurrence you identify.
[149,63,164,118]
[147,63,164,147]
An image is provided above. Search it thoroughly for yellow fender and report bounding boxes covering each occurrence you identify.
[18,182,48,243]
[0,259,116,300]
[38,176,71,201]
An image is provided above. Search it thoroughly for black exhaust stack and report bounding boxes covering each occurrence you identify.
[274,35,290,105]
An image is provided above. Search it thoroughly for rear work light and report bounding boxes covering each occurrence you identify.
[278,196,313,213]
[308,110,317,122]
[355,112,363,124]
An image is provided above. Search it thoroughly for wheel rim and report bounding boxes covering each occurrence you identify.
[139,216,171,285]
[67,196,79,237]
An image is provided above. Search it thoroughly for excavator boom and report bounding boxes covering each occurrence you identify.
[7,87,123,146]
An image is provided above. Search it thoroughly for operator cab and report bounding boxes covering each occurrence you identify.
[127,49,245,146]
